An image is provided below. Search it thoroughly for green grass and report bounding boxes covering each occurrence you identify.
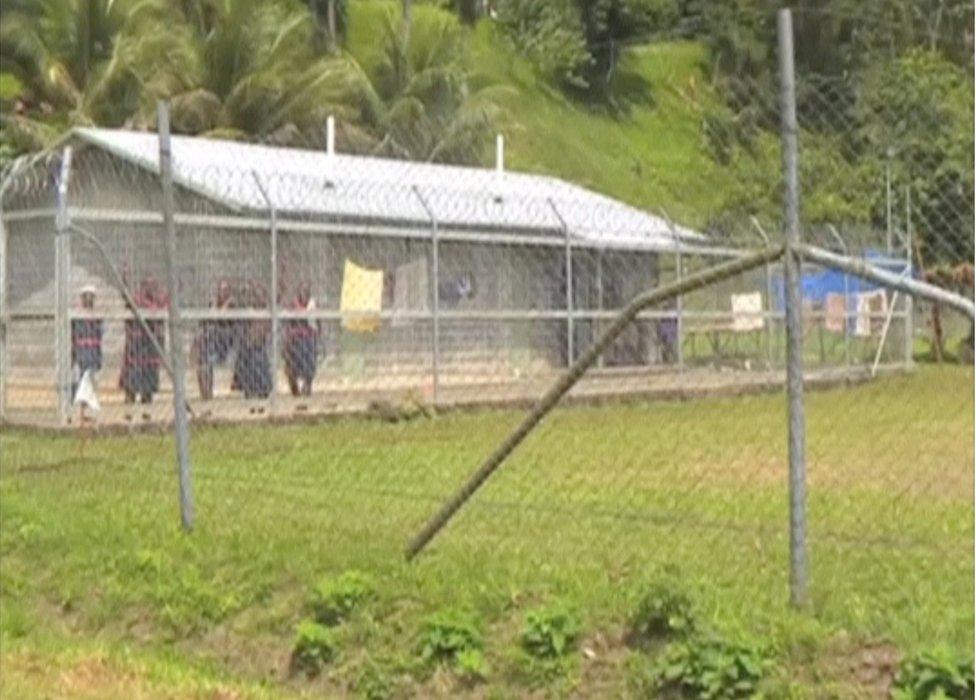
[1,365,972,697]
[470,30,738,228]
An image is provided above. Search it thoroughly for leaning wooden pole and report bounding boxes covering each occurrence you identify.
[405,245,785,560]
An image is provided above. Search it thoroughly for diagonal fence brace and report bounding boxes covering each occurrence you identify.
[405,244,786,560]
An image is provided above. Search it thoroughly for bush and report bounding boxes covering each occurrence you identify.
[651,634,768,699]
[893,648,975,699]
[521,602,581,660]
[356,660,393,700]
[455,647,489,683]
[418,609,484,667]
[292,619,338,675]
[498,0,679,97]
[629,581,696,643]
[310,570,375,626]
[495,0,592,90]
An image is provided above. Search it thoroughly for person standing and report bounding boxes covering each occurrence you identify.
[71,284,103,400]
[120,276,167,404]
[196,279,238,400]
[656,298,679,365]
[284,281,320,397]
[232,282,272,401]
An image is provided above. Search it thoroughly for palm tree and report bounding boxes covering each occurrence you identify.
[0,0,169,130]
[353,7,508,164]
[127,0,365,145]
[308,0,347,54]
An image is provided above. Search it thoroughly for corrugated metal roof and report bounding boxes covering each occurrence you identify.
[73,127,702,251]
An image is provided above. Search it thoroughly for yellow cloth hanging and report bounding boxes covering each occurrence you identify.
[340,259,383,333]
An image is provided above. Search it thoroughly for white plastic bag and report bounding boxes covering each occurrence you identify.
[73,369,101,413]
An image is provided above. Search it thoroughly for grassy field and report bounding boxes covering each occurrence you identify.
[1,365,972,698]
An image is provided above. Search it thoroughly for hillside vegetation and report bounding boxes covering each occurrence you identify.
[2,0,972,257]
[338,2,735,228]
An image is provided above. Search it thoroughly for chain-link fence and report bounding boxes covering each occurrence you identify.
[1,144,928,427]
[1,6,972,694]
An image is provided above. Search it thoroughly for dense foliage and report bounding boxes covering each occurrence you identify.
[0,0,502,164]
[893,647,975,699]
[688,0,974,260]
[496,0,679,98]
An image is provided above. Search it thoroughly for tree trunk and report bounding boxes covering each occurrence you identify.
[401,0,412,45]
[327,0,337,53]
[456,0,479,24]
[929,0,945,51]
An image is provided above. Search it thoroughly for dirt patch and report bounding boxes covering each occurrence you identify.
[56,656,143,698]
[571,628,634,698]
[849,642,900,699]
[0,647,266,700]
[792,636,901,699]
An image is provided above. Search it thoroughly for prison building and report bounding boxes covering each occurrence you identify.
[1,127,746,425]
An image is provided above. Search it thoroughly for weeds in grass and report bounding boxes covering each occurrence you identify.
[311,570,376,626]
[417,609,484,668]
[521,602,581,659]
[154,565,241,634]
[455,647,490,684]
[1,368,971,697]
[648,633,769,699]
[628,580,696,645]
[356,659,394,700]
[625,585,769,698]
[291,619,337,675]
[514,601,581,684]
[893,647,975,699]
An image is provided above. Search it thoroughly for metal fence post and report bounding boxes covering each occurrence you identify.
[412,186,439,405]
[0,185,8,421]
[55,147,73,425]
[777,8,808,608]
[676,249,684,369]
[751,218,774,368]
[252,172,278,415]
[884,154,893,254]
[597,249,604,368]
[158,102,195,532]
[548,200,573,366]
[826,225,851,376]
[661,210,685,371]
[904,186,914,369]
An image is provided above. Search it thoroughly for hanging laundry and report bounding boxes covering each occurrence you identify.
[824,293,847,333]
[855,290,887,337]
[340,259,384,333]
[731,292,763,332]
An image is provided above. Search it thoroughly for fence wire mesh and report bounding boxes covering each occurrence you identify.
[0,8,973,696]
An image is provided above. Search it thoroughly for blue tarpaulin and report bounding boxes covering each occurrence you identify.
[772,249,911,311]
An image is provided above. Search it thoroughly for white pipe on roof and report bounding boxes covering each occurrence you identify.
[495,134,504,173]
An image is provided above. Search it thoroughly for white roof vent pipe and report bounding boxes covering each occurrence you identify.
[326,115,335,156]
[492,134,506,204]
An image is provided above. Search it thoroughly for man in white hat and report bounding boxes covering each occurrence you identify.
[72,284,103,403]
